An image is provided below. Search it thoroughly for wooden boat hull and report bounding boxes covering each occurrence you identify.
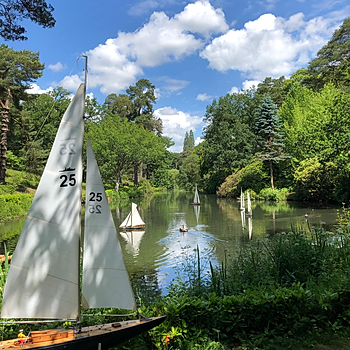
[190,203,200,206]
[1,316,165,350]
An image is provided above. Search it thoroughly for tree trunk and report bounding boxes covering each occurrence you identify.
[134,164,139,185]
[270,160,274,189]
[0,90,11,185]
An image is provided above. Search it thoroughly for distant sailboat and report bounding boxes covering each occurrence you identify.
[191,184,201,205]
[119,203,145,229]
[240,188,245,211]
[246,191,252,217]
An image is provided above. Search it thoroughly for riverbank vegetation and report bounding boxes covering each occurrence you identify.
[2,219,350,349]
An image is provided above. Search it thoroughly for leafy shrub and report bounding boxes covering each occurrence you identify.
[0,194,34,222]
[258,187,289,201]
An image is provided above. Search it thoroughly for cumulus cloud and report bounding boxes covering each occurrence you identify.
[229,86,239,94]
[242,79,262,90]
[196,93,212,101]
[200,12,342,79]
[58,74,84,91]
[26,84,53,94]
[154,106,203,152]
[48,62,66,72]
[82,0,227,94]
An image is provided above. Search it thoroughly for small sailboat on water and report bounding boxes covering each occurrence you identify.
[119,202,145,229]
[246,191,252,217]
[191,184,201,205]
[240,188,245,211]
[0,73,164,348]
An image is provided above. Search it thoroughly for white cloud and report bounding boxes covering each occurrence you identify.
[154,106,203,152]
[229,86,239,94]
[80,1,227,95]
[26,84,53,94]
[195,136,203,146]
[242,79,261,90]
[200,12,343,79]
[196,93,211,101]
[59,74,83,91]
[175,0,229,38]
[48,62,66,72]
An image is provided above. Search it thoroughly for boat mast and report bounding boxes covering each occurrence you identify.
[77,54,88,330]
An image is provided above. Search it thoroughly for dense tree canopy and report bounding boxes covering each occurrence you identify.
[0,44,44,183]
[0,0,55,41]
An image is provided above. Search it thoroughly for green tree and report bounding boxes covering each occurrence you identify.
[104,93,132,118]
[87,115,167,191]
[201,93,256,192]
[126,79,162,134]
[0,44,44,183]
[0,0,55,41]
[307,17,350,92]
[255,95,288,189]
[179,152,201,190]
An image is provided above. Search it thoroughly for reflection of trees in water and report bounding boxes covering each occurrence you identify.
[0,233,20,255]
[131,270,161,306]
[259,201,294,213]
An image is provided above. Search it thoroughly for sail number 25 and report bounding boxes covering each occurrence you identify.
[89,192,102,214]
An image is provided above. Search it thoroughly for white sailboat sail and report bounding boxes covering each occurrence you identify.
[82,140,136,310]
[241,210,245,229]
[247,191,252,215]
[119,203,145,228]
[193,185,200,204]
[240,188,245,211]
[1,84,85,319]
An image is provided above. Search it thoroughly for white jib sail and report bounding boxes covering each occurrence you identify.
[82,139,136,310]
[119,203,145,228]
[247,192,252,213]
[1,84,85,319]
[240,189,245,210]
[193,185,200,203]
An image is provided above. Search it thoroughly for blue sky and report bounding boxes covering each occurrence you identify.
[3,0,350,152]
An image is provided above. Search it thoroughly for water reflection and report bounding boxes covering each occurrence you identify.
[0,193,341,293]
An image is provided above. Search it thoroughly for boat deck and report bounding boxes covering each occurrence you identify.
[0,319,145,349]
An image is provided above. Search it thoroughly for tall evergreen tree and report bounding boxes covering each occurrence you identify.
[255,95,288,189]
[0,44,44,184]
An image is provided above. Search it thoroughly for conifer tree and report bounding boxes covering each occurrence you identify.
[255,95,288,188]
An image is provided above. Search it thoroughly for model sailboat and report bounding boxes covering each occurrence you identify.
[240,188,245,211]
[0,82,164,349]
[119,203,145,229]
[191,184,200,205]
[246,191,252,217]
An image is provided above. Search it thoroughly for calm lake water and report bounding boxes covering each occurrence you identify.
[0,192,340,293]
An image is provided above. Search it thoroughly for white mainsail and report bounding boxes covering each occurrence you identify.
[240,188,245,211]
[1,84,85,319]
[82,140,136,310]
[193,185,200,204]
[119,203,145,228]
[247,191,252,215]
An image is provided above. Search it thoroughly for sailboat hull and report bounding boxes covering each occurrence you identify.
[1,317,165,350]
[190,203,201,206]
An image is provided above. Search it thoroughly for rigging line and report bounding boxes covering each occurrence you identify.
[26,58,85,156]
